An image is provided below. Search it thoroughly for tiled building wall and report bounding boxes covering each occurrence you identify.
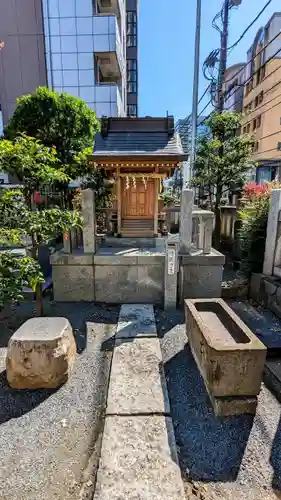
[42,0,126,117]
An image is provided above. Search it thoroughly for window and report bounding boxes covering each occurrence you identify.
[259,91,264,104]
[253,141,259,152]
[243,126,247,134]
[127,104,137,117]
[127,59,137,94]
[257,115,261,128]
[127,82,137,93]
[248,101,252,112]
[246,123,251,133]
[261,64,266,80]
[253,119,257,131]
[127,11,137,47]
[255,96,259,108]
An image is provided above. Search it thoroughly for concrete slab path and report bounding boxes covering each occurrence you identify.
[94,304,185,500]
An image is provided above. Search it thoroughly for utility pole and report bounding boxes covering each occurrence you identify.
[189,0,202,183]
[217,0,230,113]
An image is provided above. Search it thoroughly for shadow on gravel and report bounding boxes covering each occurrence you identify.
[164,344,254,482]
[270,415,281,491]
[0,371,57,425]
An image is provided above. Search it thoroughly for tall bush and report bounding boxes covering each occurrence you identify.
[238,182,280,275]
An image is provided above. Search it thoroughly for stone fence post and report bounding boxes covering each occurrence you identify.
[82,189,96,254]
[164,236,179,310]
[263,189,281,276]
[180,188,193,253]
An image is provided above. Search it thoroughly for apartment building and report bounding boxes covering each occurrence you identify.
[126,0,138,117]
[222,63,246,112]
[0,0,140,128]
[241,13,281,184]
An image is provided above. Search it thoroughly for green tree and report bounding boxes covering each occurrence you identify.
[0,137,82,316]
[193,112,254,248]
[4,86,100,178]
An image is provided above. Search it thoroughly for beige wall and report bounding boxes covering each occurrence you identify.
[0,0,47,125]
[241,58,281,162]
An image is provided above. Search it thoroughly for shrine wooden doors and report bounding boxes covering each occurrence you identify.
[121,178,155,219]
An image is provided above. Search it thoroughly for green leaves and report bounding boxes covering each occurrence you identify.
[0,135,69,189]
[0,252,44,308]
[4,86,100,177]
[193,112,255,194]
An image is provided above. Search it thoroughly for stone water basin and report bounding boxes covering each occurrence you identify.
[184,299,267,400]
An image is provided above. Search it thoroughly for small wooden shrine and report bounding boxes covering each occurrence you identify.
[91,116,185,237]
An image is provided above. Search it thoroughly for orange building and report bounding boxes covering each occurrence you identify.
[241,13,281,183]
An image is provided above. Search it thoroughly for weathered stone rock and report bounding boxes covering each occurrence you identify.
[94,416,185,500]
[107,338,170,415]
[6,317,76,389]
[185,299,266,407]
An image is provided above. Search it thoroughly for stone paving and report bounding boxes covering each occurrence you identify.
[94,304,185,500]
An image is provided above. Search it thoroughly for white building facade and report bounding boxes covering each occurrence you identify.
[42,0,126,117]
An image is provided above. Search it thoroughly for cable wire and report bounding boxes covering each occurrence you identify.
[227,1,272,51]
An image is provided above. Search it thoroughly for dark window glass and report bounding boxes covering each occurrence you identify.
[127,104,137,117]
[126,11,137,47]
[127,82,137,93]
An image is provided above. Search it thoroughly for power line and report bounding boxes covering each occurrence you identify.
[198,84,211,105]
[227,1,272,52]
[224,59,281,109]
[198,99,212,117]
[223,28,281,86]
[242,97,281,131]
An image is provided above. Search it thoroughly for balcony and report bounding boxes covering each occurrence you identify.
[93,14,125,83]
[97,0,121,18]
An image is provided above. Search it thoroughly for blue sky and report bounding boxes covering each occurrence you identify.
[138,0,281,119]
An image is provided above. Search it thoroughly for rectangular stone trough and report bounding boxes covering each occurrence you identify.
[185,298,267,416]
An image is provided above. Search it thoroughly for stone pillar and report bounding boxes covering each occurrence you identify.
[82,189,96,254]
[263,189,281,276]
[203,215,214,254]
[164,236,179,310]
[179,188,193,253]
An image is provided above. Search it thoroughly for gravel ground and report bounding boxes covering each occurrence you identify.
[0,301,119,500]
[155,308,281,500]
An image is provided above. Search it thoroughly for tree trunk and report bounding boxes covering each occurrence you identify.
[214,186,222,250]
[31,234,44,317]
[35,283,43,317]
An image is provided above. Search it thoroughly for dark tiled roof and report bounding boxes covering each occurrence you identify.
[93,131,185,157]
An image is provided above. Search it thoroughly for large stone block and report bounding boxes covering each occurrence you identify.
[6,317,76,389]
[136,264,164,305]
[185,299,266,402]
[95,265,137,303]
[180,249,225,301]
[94,263,164,304]
[116,304,157,338]
[94,416,185,500]
[52,264,94,301]
[107,338,170,415]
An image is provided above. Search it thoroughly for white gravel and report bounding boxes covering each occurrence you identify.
[0,301,119,500]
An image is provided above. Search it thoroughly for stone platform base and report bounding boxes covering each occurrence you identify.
[51,245,165,305]
[250,273,281,319]
[179,248,225,301]
[50,242,225,306]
